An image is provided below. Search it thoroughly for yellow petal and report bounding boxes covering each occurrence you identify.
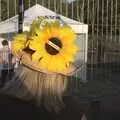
[35,29,45,38]
[29,39,44,51]
[61,52,74,62]
[11,34,27,56]
[42,28,51,39]
[32,51,42,61]
[40,55,51,69]
[59,27,76,44]
[50,27,60,37]
[62,44,79,54]
[47,57,54,71]
[53,55,66,72]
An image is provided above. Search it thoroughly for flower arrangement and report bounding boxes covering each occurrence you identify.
[11,17,78,73]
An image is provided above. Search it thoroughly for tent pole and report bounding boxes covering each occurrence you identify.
[18,0,24,33]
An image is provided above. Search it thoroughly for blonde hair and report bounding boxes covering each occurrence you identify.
[2,65,67,112]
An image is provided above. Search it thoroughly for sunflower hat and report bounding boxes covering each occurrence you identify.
[11,16,79,75]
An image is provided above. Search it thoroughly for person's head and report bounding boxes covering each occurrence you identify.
[3,17,78,112]
[2,40,8,46]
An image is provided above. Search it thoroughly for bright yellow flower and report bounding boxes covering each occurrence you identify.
[29,22,78,72]
[11,34,28,56]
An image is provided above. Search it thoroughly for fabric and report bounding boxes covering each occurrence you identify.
[0,93,83,120]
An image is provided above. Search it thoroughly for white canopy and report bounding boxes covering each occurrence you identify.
[0,4,88,34]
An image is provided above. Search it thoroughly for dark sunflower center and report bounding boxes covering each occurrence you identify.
[45,37,62,55]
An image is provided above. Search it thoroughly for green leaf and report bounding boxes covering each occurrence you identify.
[29,16,47,36]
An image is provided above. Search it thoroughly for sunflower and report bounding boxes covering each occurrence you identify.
[11,33,28,56]
[29,22,78,73]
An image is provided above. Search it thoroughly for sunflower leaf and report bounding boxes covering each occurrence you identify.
[29,16,47,36]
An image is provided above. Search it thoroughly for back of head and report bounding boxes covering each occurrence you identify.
[2,40,8,46]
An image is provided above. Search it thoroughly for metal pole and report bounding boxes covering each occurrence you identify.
[18,0,24,33]
[0,0,1,21]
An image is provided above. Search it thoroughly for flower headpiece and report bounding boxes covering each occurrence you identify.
[12,17,78,75]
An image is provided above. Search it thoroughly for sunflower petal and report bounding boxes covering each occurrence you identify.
[29,39,44,51]
[52,55,66,72]
[62,44,79,54]
[40,55,51,69]
[11,34,27,56]
[61,52,74,62]
[32,51,42,61]
[59,26,76,44]
[35,29,45,38]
